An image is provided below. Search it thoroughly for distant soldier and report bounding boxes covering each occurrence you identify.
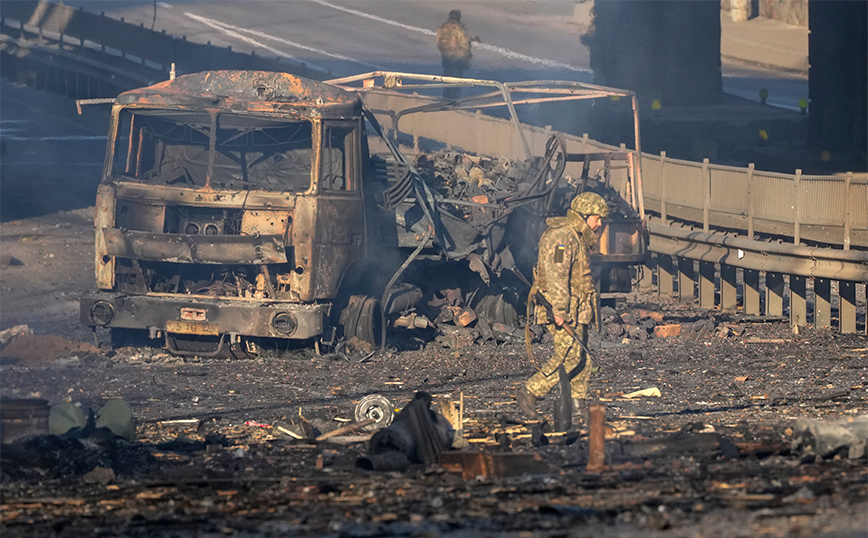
[516,192,608,422]
[436,9,479,98]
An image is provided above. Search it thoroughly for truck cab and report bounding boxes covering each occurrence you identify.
[80,71,374,356]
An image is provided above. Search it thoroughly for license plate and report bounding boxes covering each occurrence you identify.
[166,320,219,335]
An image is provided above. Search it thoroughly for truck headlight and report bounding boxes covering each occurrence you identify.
[89,301,115,326]
[271,312,297,335]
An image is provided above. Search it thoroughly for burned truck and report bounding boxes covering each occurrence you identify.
[79,70,647,356]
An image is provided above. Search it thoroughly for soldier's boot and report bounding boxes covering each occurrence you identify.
[516,387,541,420]
[571,398,590,427]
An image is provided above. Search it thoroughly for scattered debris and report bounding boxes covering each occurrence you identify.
[360,392,453,471]
[792,415,868,460]
[622,387,662,399]
[49,400,135,442]
[0,334,99,364]
[0,324,33,346]
[0,398,49,444]
[82,466,115,485]
[440,450,551,480]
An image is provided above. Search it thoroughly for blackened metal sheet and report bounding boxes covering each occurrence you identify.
[116,71,360,118]
[103,228,286,264]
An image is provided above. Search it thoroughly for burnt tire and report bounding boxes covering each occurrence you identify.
[338,295,383,348]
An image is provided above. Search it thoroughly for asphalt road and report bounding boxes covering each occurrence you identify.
[66,0,807,108]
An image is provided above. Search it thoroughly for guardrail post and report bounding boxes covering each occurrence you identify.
[660,151,668,224]
[639,253,656,290]
[699,261,715,309]
[747,163,755,238]
[720,265,738,312]
[702,158,710,233]
[678,257,695,304]
[844,172,852,250]
[658,254,674,296]
[838,281,857,334]
[790,275,807,327]
[474,110,482,154]
[793,168,802,245]
[744,269,761,315]
[813,278,831,329]
[766,273,784,317]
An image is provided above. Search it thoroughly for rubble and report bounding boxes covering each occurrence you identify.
[361,392,453,470]
[791,415,868,460]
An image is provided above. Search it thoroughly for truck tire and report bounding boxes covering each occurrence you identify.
[338,295,383,348]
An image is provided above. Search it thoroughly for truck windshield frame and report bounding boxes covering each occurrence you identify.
[109,108,317,193]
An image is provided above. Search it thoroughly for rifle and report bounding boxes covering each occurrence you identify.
[532,290,600,365]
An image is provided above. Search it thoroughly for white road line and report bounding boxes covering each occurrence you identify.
[184,13,382,71]
[308,0,591,73]
[184,13,319,70]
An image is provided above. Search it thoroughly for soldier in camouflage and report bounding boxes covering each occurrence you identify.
[517,192,609,422]
[436,10,479,98]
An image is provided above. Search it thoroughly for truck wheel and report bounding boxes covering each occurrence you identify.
[338,295,383,348]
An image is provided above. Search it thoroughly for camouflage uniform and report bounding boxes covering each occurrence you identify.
[525,209,599,399]
[436,10,473,98]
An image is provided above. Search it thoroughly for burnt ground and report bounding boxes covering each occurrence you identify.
[1,207,867,538]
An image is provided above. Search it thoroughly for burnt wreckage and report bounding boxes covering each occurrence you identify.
[79,70,647,356]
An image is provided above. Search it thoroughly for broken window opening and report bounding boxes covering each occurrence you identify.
[112,109,315,193]
[321,123,356,191]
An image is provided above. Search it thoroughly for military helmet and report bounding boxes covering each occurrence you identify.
[571,192,609,217]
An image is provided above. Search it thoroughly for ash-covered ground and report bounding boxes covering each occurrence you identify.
[1,208,866,538]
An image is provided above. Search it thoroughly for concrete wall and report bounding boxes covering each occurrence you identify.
[722,0,808,26]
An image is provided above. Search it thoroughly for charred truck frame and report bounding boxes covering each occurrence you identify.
[79,71,647,356]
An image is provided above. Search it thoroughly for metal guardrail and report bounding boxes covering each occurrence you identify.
[642,153,867,249]
[644,224,866,333]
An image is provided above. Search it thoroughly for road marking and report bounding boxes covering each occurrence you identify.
[308,0,591,73]
[184,13,382,71]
